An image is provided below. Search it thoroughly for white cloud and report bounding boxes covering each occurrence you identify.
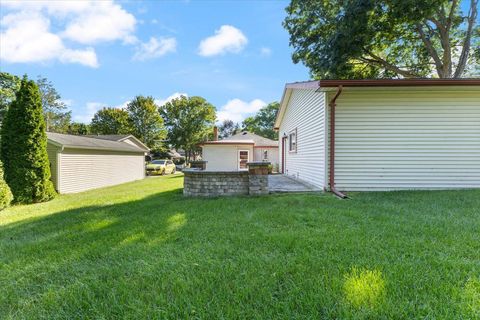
[61,1,136,44]
[73,102,108,123]
[217,98,266,123]
[133,37,177,61]
[0,11,98,67]
[260,47,272,57]
[0,0,137,67]
[198,25,248,57]
[155,92,188,107]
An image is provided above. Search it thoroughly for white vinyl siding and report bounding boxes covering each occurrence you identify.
[279,89,327,188]
[203,145,254,171]
[253,147,279,170]
[333,90,480,191]
[58,148,145,194]
[46,143,60,191]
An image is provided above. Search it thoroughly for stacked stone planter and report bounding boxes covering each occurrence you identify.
[183,162,270,197]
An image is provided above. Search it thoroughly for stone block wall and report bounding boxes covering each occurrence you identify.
[183,162,270,197]
[247,162,269,196]
[183,171,249,196]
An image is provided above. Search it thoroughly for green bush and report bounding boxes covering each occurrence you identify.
[0,163,13,210]
[0,76,56,204]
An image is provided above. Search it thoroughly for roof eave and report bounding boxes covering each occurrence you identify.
[61,144,147,153]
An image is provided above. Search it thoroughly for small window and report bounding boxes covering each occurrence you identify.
[289,129,297,153]
[263,150,268,160]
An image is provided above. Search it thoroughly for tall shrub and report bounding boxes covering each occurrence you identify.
[0,163,13,210]
[0,77,56,204]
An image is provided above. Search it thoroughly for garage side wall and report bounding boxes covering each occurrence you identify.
[58,148,145,194]
[334,90,480,190]
[278,89,327,188]
[46,143,60,191]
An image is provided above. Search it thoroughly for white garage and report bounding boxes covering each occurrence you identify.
[46,132,149,194]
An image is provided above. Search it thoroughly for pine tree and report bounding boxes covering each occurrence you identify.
[0,162,13,210]
[0,76,56,204]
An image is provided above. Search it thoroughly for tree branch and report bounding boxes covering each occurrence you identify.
[454,0,478,77]
[362,53,419,78]
[416,23,444,77]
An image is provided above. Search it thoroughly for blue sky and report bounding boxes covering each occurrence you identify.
[0,0,310,123]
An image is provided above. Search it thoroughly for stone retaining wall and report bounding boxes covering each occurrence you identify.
[183,162,270,197]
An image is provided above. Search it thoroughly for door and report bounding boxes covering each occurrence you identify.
[238,150,249,170]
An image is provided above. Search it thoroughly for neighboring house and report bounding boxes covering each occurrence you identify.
[47,132,149,194]
[274,79,480,192]
[201,131,279,171]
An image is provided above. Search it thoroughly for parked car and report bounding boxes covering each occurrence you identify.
[146,160,176,175]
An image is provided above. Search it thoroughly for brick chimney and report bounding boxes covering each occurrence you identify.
[213,126,218,141]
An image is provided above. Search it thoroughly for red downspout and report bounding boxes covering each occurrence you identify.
[329,85,348,199]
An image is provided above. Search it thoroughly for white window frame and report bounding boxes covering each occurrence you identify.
[238,150,249,170]
[263,149,268,160]
[289,128,297,153]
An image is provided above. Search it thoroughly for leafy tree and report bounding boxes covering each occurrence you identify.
[160,95,216,161]
[218,119,240,139]
[36,76,72,133]
[242,102,279,140]
[0,72,21,125]
[0,163,13,210]
[67,122,90,135]
[90,107,131,135]
[126,96,166,149]
[0,77,56,204]
[283,0,479,79]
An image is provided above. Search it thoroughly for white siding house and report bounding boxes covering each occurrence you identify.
[47,133,149,194]
[274,79,480,192]
[277,89,327,188]
[201,131,279,171]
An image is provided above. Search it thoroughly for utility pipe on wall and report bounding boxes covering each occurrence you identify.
[328,85,348,199]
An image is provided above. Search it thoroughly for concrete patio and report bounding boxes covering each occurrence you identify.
[268,174,321,193]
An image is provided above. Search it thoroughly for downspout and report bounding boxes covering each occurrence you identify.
[329,85,348,199]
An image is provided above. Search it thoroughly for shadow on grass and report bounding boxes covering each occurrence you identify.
[1,185,479,318]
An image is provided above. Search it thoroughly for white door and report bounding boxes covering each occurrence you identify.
[238,150,249,170]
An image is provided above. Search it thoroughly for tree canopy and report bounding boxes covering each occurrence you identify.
[218,119,240,139]
[160,95,216,161]
[126,96,166,149]
[90,108,131,135]
[284,0,479,79]
[36,76,72,133]
[242,102,279,140]
[0,72,20,125]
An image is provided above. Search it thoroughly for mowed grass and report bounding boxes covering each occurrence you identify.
[1,175,479,319]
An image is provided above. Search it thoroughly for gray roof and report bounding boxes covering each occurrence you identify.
[223,131,278,147]
[85,134,131,141]
[47,132,148,153]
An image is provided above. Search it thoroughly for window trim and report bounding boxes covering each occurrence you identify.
[288,128,297,153]
[238,149,249,170]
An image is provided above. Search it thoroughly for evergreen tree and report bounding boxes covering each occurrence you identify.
[0,162,13,210]
[0,77,56,204]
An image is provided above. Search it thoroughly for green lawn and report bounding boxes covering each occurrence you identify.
[1,175,479,319]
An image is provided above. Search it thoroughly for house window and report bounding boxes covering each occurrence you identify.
[238,150,249,170]
[289,129,297,153]
[263,150,268,160]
